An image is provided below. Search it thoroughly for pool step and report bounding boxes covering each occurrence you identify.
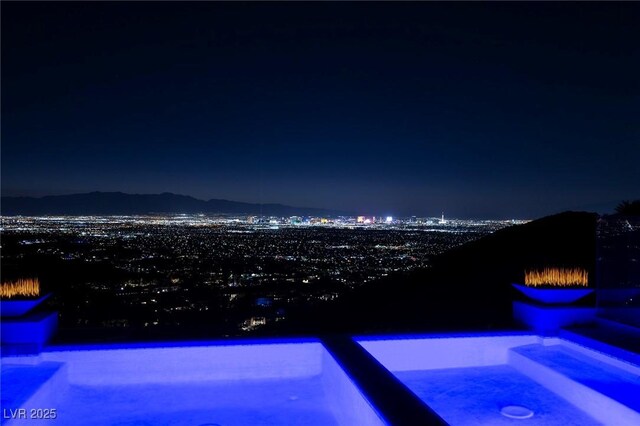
[1,362,67,425]
[509,343,640,426]
[559,322,640,366]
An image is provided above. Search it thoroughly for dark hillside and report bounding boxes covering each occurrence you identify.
[276,211,598,335]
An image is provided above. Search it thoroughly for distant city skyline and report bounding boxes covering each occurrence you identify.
[2,3,639,218]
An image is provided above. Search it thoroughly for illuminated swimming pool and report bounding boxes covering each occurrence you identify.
[1,339,385,426]
[357,333,640,426]
[3,334,639,425]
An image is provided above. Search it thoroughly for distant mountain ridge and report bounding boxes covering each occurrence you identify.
[0,192,349,217]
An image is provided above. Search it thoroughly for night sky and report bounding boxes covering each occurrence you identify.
[2,2,639,218]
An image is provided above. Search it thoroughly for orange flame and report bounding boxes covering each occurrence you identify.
[0,278,41,298]
[524,268,588,287]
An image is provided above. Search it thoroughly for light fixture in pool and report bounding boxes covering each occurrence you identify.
[501,405,534,419]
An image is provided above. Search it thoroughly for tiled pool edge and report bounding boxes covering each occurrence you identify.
[321,344,387,426]
[321,335,447,426]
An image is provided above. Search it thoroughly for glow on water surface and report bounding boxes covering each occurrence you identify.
[357,333,640,426]
[4,334,639,425]
[1,340,385,426]
[395,365,598,426]
[52,376,337,426]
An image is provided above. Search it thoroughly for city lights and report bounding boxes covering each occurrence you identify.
[1,214,521,333]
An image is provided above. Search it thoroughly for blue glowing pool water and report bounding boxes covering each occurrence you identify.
[3,334,639,425]
[40,376,335,425]
[358,334,640,426]
[395,365,598,425]
[1,340,384,426]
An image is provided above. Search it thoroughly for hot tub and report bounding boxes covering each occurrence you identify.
[357,333,640,426]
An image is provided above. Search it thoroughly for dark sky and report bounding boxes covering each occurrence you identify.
[2,2,639,218]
